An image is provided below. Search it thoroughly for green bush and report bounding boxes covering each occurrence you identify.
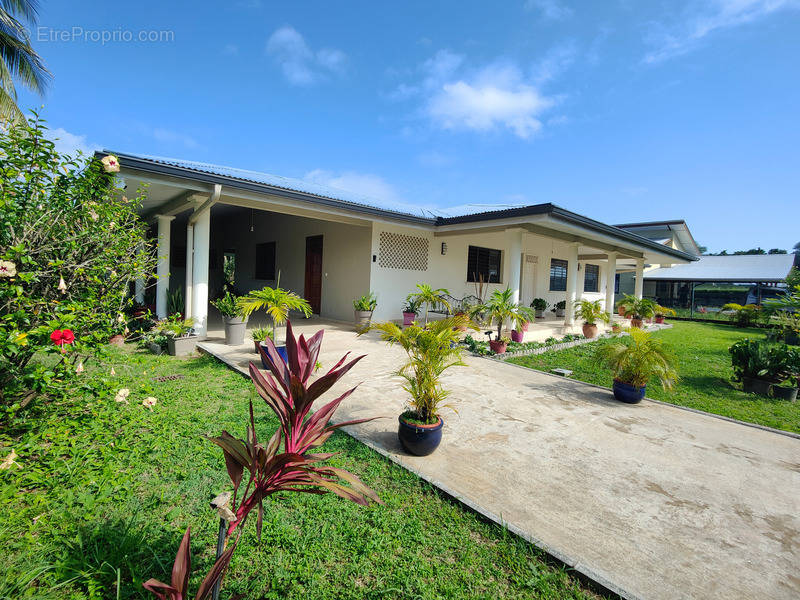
[0,114,156,416]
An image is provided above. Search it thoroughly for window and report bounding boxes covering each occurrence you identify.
[549,258,568,291]
[583,264,599,293]
[171,245,186,269]
[615,273,620,294]
[255,242,276,280]
[467,245,502,283]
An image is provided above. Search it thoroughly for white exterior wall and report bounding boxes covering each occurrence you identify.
[212,209,372,322]
[368,222,608,321]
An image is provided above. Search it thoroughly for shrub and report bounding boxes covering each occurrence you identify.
[720,303,763,327]
[353,292,377,312]
[0,114,156,415]
[211,290,242,318]
[729,338,800,383]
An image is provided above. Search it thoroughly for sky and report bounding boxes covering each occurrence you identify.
[17,0,800,253]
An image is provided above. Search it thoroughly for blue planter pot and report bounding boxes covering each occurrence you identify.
[398,415,443,456]
[259,343,288,370]
[612,380,646,404]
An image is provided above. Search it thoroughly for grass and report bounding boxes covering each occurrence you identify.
[507,321,800,434]
[0,346,602,600]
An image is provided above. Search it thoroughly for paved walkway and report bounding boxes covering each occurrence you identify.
[200,318,800,600]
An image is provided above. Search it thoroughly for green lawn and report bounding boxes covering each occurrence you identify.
[0,346,601,600]
[507,321,800,434]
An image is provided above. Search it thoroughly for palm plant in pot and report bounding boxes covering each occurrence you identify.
[531,297,548,319]
[353,292,377,329]
[574,299,610,339]
[364,315,475,455]
[474,288,520,353]
[595,327,678,403]
[654,305,676,324]
[510,303,536,342]
[407,283,451,325]
[616,294,637,317]
[623,297,657,328]
[402,297,421,326]
[211,290,248,346]
[238,285,312,364]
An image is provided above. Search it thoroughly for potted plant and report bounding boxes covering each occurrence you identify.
[623,298,657,328]
[654,305,676,324]
[402,297,421,326]
[406,283,451,325]
[353,292,377,329]
[250,326,273,353]
[574,299,610,339]
[510,303,536,342]
[238,284,312,364]
[365,315,474,455]
[616,294,637,317]
[552,300,566,318]
[764,343,799,401]
[472,288,526,353]
[531,298,548,319]
[595,327,678,403]
[211,291,248,346]
[490,335,511,354]
[140,321,168,355]
[164,316,198,356]
[728,338,778,396]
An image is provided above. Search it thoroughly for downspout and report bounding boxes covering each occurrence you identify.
[189,183,221,226]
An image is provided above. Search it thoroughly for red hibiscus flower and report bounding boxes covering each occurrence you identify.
[50,329,75,347]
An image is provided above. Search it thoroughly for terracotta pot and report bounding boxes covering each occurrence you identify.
[631,318,643,329]
[655,315,665,324]
[618,307,626,316]
[109,334,125,346]
[489,339,508,354]
[582,323,598,338]
[510,330,524,343]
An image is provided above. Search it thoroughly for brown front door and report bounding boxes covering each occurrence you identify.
[304,235,323,314]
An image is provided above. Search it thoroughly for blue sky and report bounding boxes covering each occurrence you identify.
[18,0,800,253]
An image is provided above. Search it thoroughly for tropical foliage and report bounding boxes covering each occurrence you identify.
[473,288,533,339]
[622,297,658,320]
[250,326,273,342]
[147,322,382,598]
[237,285,312,340]
[211,290,243,318]
[0,0,50,123]
[366,315,475,424]
[729,338,799,383]
[0,116,156,415]
[574,299,610,326]
[594,327,678,388]
[719,303,763,327]
[352,292,377,312]
[406,284,450,324]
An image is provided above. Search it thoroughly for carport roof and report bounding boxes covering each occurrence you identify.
[100,151,698,262]
[645,254,796,282]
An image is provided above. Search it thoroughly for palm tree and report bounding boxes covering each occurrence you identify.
[475,288,531,340]
[237,285,312,342]
[407,283,450,324]
[1,1,51,124]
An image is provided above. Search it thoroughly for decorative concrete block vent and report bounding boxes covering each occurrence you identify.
[378,231,429,271]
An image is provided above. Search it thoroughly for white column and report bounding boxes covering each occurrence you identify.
[575,261,585,301]
[564,243,579,326]
[507,228,523,305]
[155,215,174,319]
[605,251,617,321]
[185,224,193,320]
[634,258,645,299]
[134,278,145,304]
[191,208,210,338]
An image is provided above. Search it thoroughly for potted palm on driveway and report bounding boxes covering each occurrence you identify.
[364,315,475,455]
[574,299,610,339]
[595,327,678,403]
[238,285,312,363]
[474,288,530,353]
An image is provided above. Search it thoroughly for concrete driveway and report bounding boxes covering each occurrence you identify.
[201,318,800,600]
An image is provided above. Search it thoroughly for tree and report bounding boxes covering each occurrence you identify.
[732,248,766,255]
[768,248,787,255]
[793,242,800,255]
[697,245,708,255]
[0,0,51,124]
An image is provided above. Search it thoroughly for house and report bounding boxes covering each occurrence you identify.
[104,152,697,337]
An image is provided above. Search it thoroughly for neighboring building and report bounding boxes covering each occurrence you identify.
[104,152,696,336]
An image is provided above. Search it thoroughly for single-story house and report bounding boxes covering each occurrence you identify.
[102,152,697,337]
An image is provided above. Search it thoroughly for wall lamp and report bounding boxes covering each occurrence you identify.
[441,242,447,255]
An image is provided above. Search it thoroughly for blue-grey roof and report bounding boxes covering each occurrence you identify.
[645,254,796,282]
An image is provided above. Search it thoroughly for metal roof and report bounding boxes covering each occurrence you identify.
[644,254,796,282]
[100,151,698,261]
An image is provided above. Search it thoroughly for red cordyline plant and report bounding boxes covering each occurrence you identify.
[144,321,381,598]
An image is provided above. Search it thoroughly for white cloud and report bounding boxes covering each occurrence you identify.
[524,0,573,20]
[394,50,559,139]
[303,169,402,204]
[266,26,347,85]
[531,41,577,84]
[644,0,800,63]
[47,127,100,157]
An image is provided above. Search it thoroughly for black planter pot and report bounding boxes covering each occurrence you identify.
[398,415,443,456]
[612,380,646,404]
[742,376,773,396]
[772,385,798,402]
